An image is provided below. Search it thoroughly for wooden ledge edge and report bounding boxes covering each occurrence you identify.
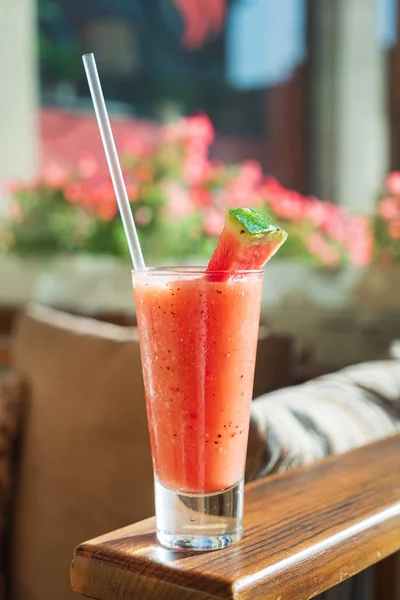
[71,551,229,600]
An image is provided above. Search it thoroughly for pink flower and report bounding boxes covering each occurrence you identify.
[123,137,152,157]
[304,199,348,244]
[163,181,194,219]
[378,197,400,220]
[77,155,99,178]
[262,176,285,195]
[261,178,312,221]
[64,176,118,221]
[306,233,341,267]
[344,216,373,267]
[191,186,212,208]
[223,161,264,209]
[270,190,307,221]
[238,160,263,187]
[388,219,400,239]
[42,161,69,188]
[306,233,327,255]
[203,209,225,236]
[64,181,82,204]
[134,206,153,228]
[95,182,118,220]
[3,180,19,194]
[161,114,214,146]
[172,0,227,50]
[308,199,338,225]
[183,146,209,186]
[386,172,400,195]
[161,115,215,186]
[185,115,214,146]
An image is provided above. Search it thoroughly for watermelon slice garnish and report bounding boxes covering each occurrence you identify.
[207,208,287,274]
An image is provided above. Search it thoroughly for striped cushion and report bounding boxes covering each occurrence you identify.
[246,360,400,481]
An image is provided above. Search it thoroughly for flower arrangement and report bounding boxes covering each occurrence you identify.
[1,113,395,268]
[374,172,400,266]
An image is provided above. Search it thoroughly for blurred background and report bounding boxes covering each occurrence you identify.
[0,0,399,371]
[0,4,400,600]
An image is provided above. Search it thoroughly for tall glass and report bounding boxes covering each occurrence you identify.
[132,267,264,551]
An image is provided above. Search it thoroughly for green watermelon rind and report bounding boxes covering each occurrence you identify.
[227,208,287,241]
[207,208,288,274]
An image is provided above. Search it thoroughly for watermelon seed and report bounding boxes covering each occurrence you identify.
[240,230,245,234]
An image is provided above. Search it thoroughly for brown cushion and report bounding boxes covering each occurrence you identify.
[253,326,293,396]
[10,305,154,600]
[0,375,25,600]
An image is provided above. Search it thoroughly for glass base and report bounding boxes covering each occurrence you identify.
[155,478,244,551]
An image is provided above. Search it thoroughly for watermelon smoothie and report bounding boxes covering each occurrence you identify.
[133,268,263,497]
[131,210,285,551]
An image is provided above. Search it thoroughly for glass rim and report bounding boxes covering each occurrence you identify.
[131,266,264,276]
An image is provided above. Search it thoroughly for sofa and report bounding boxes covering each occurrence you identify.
[0,305,399,600]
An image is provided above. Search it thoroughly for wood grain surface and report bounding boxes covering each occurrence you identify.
[71,435,400,600]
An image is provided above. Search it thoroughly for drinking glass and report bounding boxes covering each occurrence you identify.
[132,267,264,551]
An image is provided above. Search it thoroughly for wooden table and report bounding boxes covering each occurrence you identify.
[71,436,400,600]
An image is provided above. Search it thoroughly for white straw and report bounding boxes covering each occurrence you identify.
[82,53,145,269]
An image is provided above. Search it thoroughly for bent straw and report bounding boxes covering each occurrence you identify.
[82,53,145,269]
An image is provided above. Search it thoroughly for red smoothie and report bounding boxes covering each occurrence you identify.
[133,268,263,494]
